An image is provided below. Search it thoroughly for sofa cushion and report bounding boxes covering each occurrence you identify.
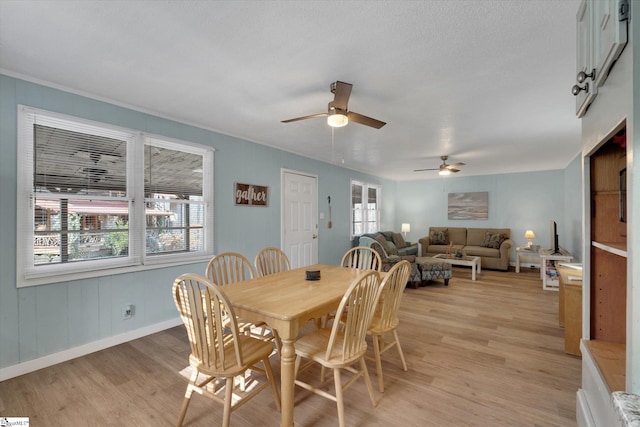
[398,245,418,256]
[480,231,506,249]
[431,227,467,245]
[429,229,449,245]
[374,234,397,255]
[380,231,395,241]
[467,228,511,246]
[386,240,399,255]
[391,232,407,248]
[463,245,500,258]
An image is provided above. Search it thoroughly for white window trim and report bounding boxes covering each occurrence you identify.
[16,105,215,287]
[350,180,382,238]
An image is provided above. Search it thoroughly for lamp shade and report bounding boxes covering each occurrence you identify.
[401,223,411,233]
[524,230,535,239]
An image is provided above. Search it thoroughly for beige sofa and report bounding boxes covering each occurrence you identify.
[418,227,513,271]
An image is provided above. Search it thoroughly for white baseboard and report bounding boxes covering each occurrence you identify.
[0,317,182,382]
[509,261,541,269]
[577,389,597,427]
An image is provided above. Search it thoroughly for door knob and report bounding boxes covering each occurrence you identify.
[312,234,318,239]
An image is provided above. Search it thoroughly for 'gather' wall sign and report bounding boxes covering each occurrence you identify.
[234,182,269,207]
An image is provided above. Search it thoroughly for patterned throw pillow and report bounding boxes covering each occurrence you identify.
[391,233,407,248]
[481,232,506,249]
[429,229,449,245]
[370,241,387,259]
[374,235,393,255]
[386,241,399,255]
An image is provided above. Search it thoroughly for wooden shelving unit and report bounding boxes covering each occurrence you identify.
[588,124,627,390]
[584,340,626,393]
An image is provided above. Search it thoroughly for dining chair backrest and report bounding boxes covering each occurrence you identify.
[205,252,254,285]
[255,247,291,277]
[341,246,382,272]
[173,273,244,371]
[326,270,381,362]
[376,260,411,330]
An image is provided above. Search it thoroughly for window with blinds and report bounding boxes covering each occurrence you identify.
[17,106,214,287]
[350,180,381,237]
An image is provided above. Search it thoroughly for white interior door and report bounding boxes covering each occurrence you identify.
[282,170,318,268]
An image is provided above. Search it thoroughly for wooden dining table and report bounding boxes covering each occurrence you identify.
[222,263,377,427]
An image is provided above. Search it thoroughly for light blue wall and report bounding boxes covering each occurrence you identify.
[0,75,581,372]
[563,154,583,262]
[396,163,583,261]
[0,75,393,370]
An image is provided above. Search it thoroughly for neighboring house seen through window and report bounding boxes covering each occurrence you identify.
[17,106,214,286]
[350,180,381,237]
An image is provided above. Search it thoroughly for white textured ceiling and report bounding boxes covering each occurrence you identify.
[0,0,582,181]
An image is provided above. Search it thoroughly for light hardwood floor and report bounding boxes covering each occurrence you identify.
[0,266,580,426]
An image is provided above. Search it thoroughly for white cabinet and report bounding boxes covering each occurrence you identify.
[575,0,597,118]
[592,0,629,88]
[573,0,628,118]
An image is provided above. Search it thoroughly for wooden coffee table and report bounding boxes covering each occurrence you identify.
[432,254,481,280]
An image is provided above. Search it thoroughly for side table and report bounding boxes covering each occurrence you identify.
[515,247,540,273]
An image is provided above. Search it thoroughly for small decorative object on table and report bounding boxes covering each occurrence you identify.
[305,269,320,280]
[446,242,454,258]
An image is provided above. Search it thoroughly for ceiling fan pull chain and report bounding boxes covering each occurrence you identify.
[331,127,335,163]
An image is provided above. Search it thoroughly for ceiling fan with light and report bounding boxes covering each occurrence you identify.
[414,156,465,175]
[281,81,386,129]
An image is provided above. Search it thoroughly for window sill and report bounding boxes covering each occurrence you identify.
[17,255,211,288]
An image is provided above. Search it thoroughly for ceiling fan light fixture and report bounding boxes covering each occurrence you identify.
[327,112,348,128]
[439,169,451,176]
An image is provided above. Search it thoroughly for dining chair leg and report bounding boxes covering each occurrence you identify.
[360,358,378,407]
[263,357,282,411]
[333,368,346,427]
[393,329,408,371]
[222,377,234,427]
[372,334,385,392]
[177,370,198,426]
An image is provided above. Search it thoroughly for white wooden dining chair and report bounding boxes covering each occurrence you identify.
[172,273,281,427]
[321,246,383,329]
[206,252,279,352]
[254,246,291,277]
[294,270,382,427]
[205,252,255,286]
[341,246,382,272]
[366,259,411,392]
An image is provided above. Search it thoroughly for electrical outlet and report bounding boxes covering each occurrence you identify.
[122,304,133,319]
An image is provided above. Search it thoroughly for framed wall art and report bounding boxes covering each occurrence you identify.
[234,182,269,207]
[448,191,488,220]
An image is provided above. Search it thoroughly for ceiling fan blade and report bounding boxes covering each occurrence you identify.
[447,162,466,169]
[332,81,352,111]
[281,113,328,123]
[413,168,439,172]
[346,111,386,129]
[448,168,460,173]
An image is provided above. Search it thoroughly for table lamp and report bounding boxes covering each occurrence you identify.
[401,223,410,238]
[524,230,536,248]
